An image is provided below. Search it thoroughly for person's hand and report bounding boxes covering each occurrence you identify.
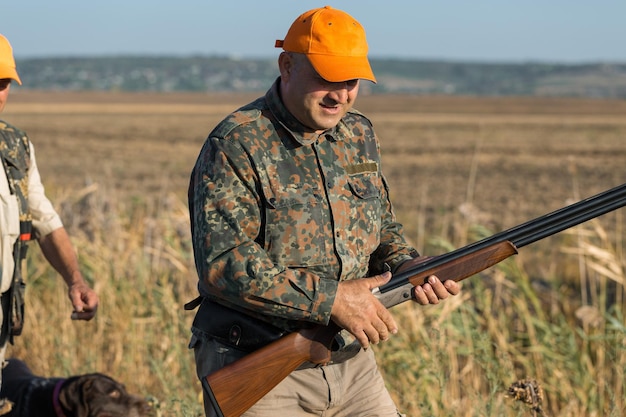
[412,275,460,305]
[68,281,99,321]
[331,272,397,349]
[395,256,461,305]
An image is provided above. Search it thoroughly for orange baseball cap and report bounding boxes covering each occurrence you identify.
[275,6,376,83]
[0,34,21,85]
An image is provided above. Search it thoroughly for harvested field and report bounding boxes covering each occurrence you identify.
[6,91,625,238]
[3,91,625,416]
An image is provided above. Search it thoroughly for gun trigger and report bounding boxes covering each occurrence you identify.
[383,263,391,273]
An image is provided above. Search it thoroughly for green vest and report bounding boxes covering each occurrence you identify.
[0,120,32,343]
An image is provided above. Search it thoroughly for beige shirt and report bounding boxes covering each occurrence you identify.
[0,142,63,292]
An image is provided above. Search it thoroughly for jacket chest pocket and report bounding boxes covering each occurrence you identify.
[345,172,382,255]
[262,185,327,267]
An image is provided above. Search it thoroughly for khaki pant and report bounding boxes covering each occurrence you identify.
[190,327,403,417]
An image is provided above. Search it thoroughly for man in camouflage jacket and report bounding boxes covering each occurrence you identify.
[188,6,460,417]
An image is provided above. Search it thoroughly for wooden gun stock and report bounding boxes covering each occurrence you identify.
[203,323,340,417]
[203,182,626,417]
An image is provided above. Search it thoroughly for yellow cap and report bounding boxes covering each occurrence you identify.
[275,6,376,83]
[0,34,22,85]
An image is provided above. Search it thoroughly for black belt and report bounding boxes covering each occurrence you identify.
[187,297,362,365]
[190,298,287,352]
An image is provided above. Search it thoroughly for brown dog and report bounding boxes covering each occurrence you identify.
[0,358,152,417]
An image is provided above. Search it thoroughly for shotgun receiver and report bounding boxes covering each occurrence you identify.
[203,183,626,417]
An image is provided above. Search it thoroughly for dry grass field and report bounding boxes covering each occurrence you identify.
[3,91,626,416]
[7,91,625,227]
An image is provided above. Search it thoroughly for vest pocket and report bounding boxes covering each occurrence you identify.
[0,193,20,293]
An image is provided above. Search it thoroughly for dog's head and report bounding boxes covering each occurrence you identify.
[57,373,152,417]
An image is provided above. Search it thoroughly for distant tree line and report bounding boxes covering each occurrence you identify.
[14,55,626,98]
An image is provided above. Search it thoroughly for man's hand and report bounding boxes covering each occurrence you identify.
[331,272,397,349]
[395,256,461,304]
[412,274,460,305]
[68,280,99,321]
[330,257,461,348]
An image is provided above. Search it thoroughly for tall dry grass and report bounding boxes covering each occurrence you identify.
[8,185,203,416]
[7,178,624,417]
[4,92,625,416]
[377,210,625,417]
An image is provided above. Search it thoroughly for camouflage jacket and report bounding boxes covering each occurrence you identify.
[188,79,418,331]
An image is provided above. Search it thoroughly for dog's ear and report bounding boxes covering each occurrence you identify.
[58,377,91,417]
[60,374,120,417]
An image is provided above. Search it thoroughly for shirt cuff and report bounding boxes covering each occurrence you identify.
[309,278,338,325]
[32,216,64,239]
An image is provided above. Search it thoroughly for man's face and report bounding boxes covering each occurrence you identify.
[0,79,11,113]
[279,53,359,134]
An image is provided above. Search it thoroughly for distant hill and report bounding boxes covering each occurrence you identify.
[14,56,626,98]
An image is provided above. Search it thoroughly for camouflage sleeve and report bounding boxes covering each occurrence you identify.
[189,137,336,326]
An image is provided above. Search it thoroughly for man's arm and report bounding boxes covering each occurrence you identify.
[38,227,98,320]
[26,143,98,320]
[189,137,337,325]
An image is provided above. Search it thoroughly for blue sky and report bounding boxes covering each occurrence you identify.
[4,1,626,63]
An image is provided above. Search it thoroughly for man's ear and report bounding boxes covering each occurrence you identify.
[278,52,293,80]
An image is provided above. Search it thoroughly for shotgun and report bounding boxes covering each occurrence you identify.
[203,183,626,417]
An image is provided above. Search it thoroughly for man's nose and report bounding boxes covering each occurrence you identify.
[328,83,350,103]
